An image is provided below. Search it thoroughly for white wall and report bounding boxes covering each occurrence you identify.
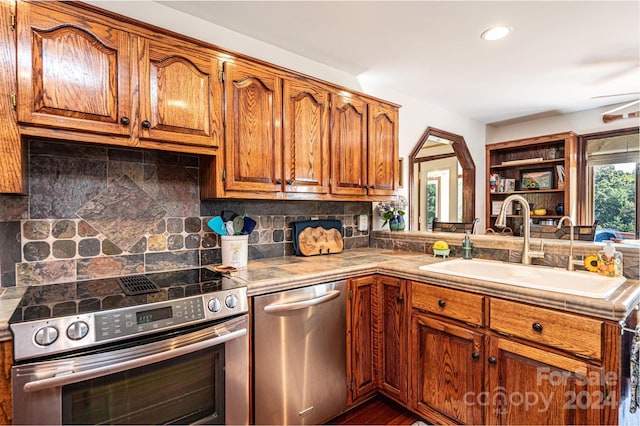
[486,102,640,144]
[88,0,488,229]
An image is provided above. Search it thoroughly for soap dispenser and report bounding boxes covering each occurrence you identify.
[597,241,623,277]
[462,231,474,260]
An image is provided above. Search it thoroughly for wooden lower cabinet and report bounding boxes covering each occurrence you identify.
[378,276,409,404]
[486,337,604,425]
[410,313,485,424]
[0,340,12,424]
[346,275,379,404]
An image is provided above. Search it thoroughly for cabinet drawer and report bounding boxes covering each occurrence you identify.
[490,298,603,359]
[411,282,484,326]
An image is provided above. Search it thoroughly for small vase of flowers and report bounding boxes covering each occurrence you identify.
[376,196,408,231]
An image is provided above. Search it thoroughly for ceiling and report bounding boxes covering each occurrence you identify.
[158,1,640,125]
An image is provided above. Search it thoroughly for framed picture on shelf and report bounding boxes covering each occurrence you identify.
[491,200,513,215]
[519,168,553,190]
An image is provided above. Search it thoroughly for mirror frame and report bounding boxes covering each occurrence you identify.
[409,127,476,229]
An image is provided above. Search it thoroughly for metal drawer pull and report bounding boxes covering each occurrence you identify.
[23,328,246,393]
[263,290,341,313]
[438,300,446,308]
[532,322,543,332]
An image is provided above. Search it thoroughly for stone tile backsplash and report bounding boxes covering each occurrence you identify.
[0,139,372,288]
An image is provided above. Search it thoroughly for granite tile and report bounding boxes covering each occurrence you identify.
[148,235,167,251]
[317,201,345,215]
[16,260,76,286]
[0,195,29,221]
[29,139,107,159]
[248,243,285,260]
[201,200,246,217]
[200,248,221,265]
[108,148,144,163]
[23,220,50,240]
[202,233,218,249]
[273,230,284,243]
[77,175,167,251]
[284,201,316,215]
[0,221,20,287]
[167,218,183,233]
[185,217,201,233]
[141,164,199,217]
[23,241,50,262]
[77,255,144,281]
[107,160,144,186]
[102,240,123,256]
[78,220,99,237]
[167,234,184,250]
[151,219,166,235]
[344,201,372,215]
[244,200,283,216]
[52,220,76,238]
[145,250,200,272]
[30,155,107,219]
[129,237,147,254]
[78,239,101,257]
[52,240,76,259]
[185,234,201,249]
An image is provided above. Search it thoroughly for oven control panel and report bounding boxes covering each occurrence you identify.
[11,287,248,362]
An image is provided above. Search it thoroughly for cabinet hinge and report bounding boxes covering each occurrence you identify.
[10,92,16,110]
[573,352,591,360]
[465,322,481,328]
[348,289,352,299]
[495,330,512,337]
[218,68,224,83]
[328,177,332,187]
[349,380,353,392]
[10,13,15,31]
[221,169,226,181]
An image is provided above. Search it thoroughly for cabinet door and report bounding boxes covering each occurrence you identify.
[137,36,222,147]
[282,78,330,194]
[378,276,408,404]
[368,102,398,195]
[487,337,604,425]
[346,276,378,405]
[330,93,368,196]
[411,314,485,425]
[17,2,131,136]
[224,61,282,192]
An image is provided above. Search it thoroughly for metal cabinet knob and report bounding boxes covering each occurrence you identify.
[488,357,497,365]
[532,322,543,332]
[472,352,480,360]
[120,116,130,125]
[141,120,151,128]
[438,299,446,308]
[396,296,404,303]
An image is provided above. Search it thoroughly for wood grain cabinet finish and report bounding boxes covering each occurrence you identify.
[378,276,409,404]
[17,2,132,136]
[223,60,283,193]
[0,340,12,424]
[282,78,330,194]
[411,281,485,326]
[487,337,603,425]
[367,101,399,196]
[490,298,603,360]
[137,36,223,147]
[346,276,379,405]
[411,314,485,425]
[330,93,369,196]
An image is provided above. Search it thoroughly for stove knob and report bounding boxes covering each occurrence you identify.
[67,321,89,340]
[208,298,222,313]
[34,326,59,346]
[225,294,238,309]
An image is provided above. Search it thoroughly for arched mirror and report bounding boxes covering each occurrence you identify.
[409,127,476,230]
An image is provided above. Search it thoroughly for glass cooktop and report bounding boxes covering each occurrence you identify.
[10,268,244,324]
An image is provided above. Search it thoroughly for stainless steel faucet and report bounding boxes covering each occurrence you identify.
[495,194,544,265]
[557,216,580,271]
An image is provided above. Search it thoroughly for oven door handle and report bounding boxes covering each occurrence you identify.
[263,290,340,313]
[22,328,246,393]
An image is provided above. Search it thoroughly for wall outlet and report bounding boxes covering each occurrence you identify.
[358,214,368,231]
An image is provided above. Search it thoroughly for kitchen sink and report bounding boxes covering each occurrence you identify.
[418,258,626,298]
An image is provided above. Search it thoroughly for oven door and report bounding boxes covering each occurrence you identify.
[12,315,248,425]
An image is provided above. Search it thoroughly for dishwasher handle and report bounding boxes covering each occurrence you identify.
[263,290,341,313]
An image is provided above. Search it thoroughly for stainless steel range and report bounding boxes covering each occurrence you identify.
[9,267,249,425]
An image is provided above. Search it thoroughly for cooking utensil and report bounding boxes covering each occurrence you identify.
[221,210,237,222]
[225,220,235,236]
[232,216,244,234]
[242,216,257,235]
[207,216,226,236]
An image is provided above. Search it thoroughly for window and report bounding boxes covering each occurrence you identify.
[584,131,639,239]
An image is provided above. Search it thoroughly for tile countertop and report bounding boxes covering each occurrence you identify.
[1,248,639,342]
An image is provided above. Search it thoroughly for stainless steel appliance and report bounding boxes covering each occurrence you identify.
[253,280,347,425]
[10,268,249,425]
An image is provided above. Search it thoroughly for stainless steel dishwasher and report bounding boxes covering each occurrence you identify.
[253,280,347,425]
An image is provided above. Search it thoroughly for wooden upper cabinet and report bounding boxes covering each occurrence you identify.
[224,61,283,193]
[137,37,222,147]
[330,93,368,196]
[282,78,330,194]
[368,102,399,195]
[17,2,132,136]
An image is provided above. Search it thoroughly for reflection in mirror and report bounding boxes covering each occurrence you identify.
[409,128,475,231]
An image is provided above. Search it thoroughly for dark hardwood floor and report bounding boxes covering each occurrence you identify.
[327,396,423,425]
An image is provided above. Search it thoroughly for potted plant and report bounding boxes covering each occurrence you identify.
[376,196,408,231]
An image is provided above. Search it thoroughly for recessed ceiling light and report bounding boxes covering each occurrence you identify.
[480,25,512,41]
